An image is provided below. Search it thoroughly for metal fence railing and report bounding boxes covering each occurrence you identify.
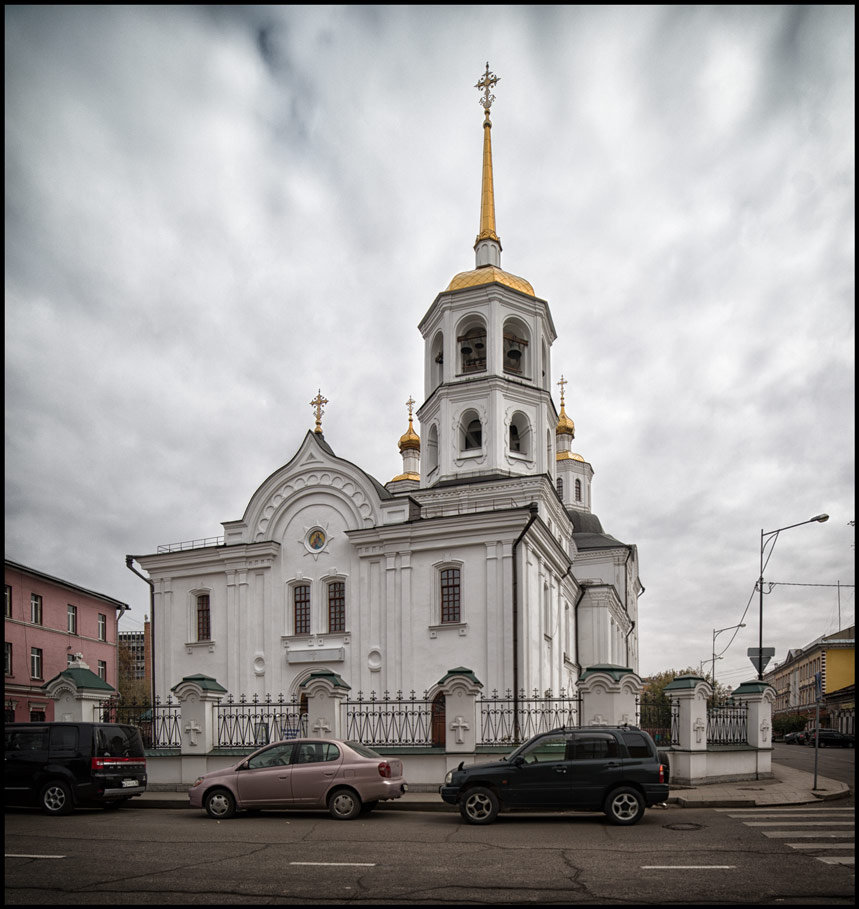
[706,699,748,745]
[343,691,435,746]
[215,693,307,748]
[636,696,679,747]
[99,697,182,749]
[479,688,581,745]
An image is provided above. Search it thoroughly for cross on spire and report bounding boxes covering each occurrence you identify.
[310,389,328,434]
[405,396,415,421]
[475,62,500,119]
[557,375,568,406]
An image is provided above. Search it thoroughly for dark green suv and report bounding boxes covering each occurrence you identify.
[440,726,669,825]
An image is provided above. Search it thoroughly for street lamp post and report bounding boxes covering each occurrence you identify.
[712,623,746,691]
[757,514,829,680]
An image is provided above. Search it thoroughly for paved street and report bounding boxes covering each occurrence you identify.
[5,802,854,904]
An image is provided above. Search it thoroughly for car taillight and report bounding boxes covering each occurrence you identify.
[659,764,666,784]
[378,761,392,778]
[91,757,147,771]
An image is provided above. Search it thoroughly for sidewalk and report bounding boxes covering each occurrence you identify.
[131,763,850,811]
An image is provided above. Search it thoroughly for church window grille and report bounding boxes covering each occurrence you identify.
[328,582,346,633]
[294,585,310,635]
[440,568,461,624]
[196,594,211,641]
[575,479,582,502]
[556,477,564,498]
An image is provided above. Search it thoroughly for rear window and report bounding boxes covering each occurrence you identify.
[345,742,382,759]
[95,726,144,757]
[621,732,653,758]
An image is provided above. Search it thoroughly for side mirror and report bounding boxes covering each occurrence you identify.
[512,755,525,767]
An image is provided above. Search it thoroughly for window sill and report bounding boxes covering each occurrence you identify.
[429,622,468,638]
[185,640,216,653]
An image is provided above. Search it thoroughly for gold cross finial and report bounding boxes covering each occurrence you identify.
[557,375,568,406]
[475,62,499,120]
[310,389,328,434]
[406,396,415,421]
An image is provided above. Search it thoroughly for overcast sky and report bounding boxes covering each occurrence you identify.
[5,5,855,689]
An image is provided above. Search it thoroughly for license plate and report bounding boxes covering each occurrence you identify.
[121,780,139,788]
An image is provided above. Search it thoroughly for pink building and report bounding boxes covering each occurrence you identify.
[4,560,130,722]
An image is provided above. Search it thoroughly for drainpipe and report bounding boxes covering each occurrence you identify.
[126,556,155,707]
[512,503,539,741]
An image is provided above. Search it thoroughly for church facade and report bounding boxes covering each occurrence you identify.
[133,66,642,706]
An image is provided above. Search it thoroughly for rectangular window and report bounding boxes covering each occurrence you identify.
[98,613,107,641]
[196,594,211,641]
[31,593,43,625]
[98,660,107,681]
[328,582,345,633]
[30,647,43,680]
[5,641,11,676]
[440,568,461,624]
[294,585,311,635]
[67,604,78,634]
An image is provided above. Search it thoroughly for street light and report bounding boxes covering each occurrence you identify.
[712,623,745,690]
[757,514,829,680]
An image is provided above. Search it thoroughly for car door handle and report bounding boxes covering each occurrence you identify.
[554,767,567,773]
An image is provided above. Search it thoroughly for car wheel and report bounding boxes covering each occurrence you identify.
[604,787,645,826]
[204,788,237,819]
[460,787,500,825]
[40,781,73,816]
[328,788,362,820]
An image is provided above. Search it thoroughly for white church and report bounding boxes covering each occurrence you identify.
[133,65,642,706]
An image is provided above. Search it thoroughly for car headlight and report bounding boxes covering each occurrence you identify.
[191,777,204,788]
[444,770,454,785]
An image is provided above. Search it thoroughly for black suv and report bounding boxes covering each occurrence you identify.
[805,729,854,748]
[440,726,669,825]
[4,722,147,815]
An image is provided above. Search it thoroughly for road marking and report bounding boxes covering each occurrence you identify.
[787,843,855,848]
[718,808,854,813]
[641,866,736,870]
[5,854,66,859]
[744,821,854,826]
[761,831,853,838]
[817,857,854,865]
[290,862,376,867]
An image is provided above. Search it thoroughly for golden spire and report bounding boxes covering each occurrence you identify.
[474,62,501,249]
[398,395,421,451]
[556,375,575,437]
[310,389,328,434]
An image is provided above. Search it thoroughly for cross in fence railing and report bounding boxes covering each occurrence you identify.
[184,720,201,746]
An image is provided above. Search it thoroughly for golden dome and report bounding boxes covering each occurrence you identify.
[446,265,535,297]
[556,450,585,462]
[556,405,575,437]
[398,424,421,452]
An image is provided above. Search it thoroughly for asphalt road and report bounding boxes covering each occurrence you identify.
[5,800,854,904]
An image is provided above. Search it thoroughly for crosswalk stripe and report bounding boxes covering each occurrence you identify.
[761,831,853,838]
[744,821,853,826]
[817,857,854,865]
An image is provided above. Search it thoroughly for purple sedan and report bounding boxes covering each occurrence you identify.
[189,738,407,819]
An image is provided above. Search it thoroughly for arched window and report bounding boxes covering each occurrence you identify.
[196,594,211,642]
[508,412,531,456]
[293,584,310,635]
[503,318,531,377]
[575,478,582,502]
[440,567,461,624]
[458,321,487,374]
[556,477,564,499]
[431,331,444,388]
[426,424,439,473]
[327,581,346,633]
[460,411,483,451]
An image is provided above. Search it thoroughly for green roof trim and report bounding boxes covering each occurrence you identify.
[580,664,640,684]
[732,680,775,696]
[299,669,351,690]
[43,667,116,693]
[172,674,228,694]
[663,673,708,692]
[437,666,483,688]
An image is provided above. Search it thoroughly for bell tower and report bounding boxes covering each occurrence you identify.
[417,64,558,487]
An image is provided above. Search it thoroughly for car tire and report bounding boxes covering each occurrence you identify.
[328,788,362,820]
[604,787,645,826]
[459,786,500,825]
[40,780,74,816]
[204,788,237,819]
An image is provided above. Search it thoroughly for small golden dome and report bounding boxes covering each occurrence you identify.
[398,425,421,452]
[556,450,585,462]
[447,265,535,297]
[556,407,575,437]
